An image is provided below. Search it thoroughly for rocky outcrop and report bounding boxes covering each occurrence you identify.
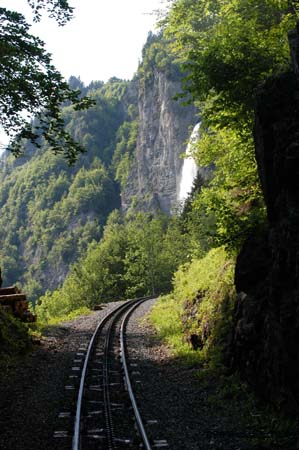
[121,68,197,214]
[230,72,299,414]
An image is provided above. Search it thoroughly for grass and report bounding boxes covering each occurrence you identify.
[150,247,236,367]
[150,293,201,365]
[34,306,91,331]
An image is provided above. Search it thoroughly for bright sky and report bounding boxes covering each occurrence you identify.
[3,0,165,84]
[0,0,166,147]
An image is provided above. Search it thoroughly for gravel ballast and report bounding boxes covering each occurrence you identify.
[0,299,298,450]
[126,299,299,450]
[126,299,251,450]
[0,302,124,450]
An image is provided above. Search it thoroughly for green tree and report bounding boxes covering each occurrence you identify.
[124,213,181,297]
[0,2,94,163]
[35,211,191,321]
[163,0,295,129]
[112,120,139,188]
[160,0,295,249]
[27,1,74,25]
[0,78,128,294]
[188,127,266,249]
[36,210,128,321]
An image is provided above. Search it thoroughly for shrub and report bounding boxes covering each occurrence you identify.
[151,247,236,367]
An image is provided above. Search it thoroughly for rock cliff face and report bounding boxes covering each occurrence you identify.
[230,72,299,414]
[121,68,197,214]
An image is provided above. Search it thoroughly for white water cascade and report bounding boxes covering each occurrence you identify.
[178,122,201,204]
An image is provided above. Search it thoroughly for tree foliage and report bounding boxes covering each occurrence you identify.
[159,0,295,249]
[0,78,132,300]
[187,126,266,249]
[36,211,191,321]
[138,31,182,87]
[112,120,139,189]
[0,2,94,163]
[163,0,295,128]
[27,0,74,25]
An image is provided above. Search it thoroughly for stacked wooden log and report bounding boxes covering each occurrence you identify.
[0,285,36,322]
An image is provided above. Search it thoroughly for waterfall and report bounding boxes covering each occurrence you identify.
[178,122,201,204]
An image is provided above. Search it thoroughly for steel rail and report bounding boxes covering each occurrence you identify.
[72,297,151,450]
[102,303,119,450]
[120,298,153,450]
[72,299,135,450]
[102,296,152,449]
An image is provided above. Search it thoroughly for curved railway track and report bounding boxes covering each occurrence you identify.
[72,297,153,450]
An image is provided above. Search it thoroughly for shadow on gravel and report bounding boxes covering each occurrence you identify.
[0,322,97,450]
[1,312,298,450]
[127,327,299,450]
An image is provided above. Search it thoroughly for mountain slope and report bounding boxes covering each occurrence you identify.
[0,79,130,301]
[0,34,197,302]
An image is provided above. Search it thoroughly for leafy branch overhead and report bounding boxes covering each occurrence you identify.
[164,0,296,127]
[0,4,94,164]
[27,0,74,25]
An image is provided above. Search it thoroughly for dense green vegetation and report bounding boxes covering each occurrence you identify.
[162,0,296,250]
[138,31,182,88]
[0,32,183,307]
[0,77,135,302]
[112,120,139,189]
[151,247,236,365]
[36,211,190,323]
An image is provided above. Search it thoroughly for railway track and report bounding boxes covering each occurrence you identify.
[70,297,153,450]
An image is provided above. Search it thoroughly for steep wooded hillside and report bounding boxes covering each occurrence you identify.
[0,78,130,300]
[0,34,197,302]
